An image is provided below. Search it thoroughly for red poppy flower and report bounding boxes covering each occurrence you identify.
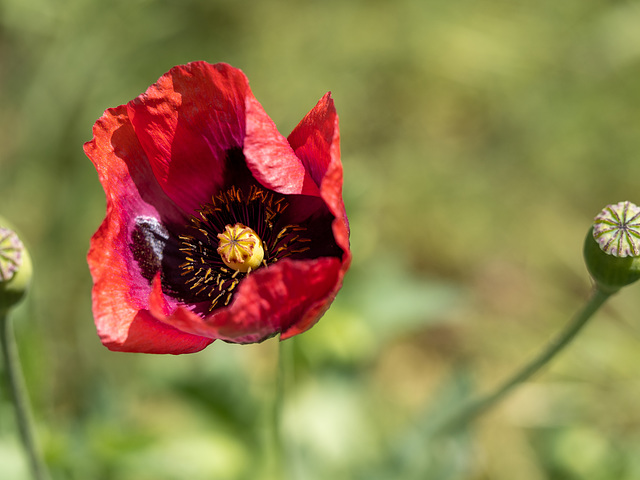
[85,62,350,354]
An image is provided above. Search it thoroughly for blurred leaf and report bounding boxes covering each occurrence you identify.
[0,436,29,480]
[345,256,463,339]
[357,367,476,480]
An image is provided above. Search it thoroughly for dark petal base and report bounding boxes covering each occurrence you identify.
[130,149,343,317]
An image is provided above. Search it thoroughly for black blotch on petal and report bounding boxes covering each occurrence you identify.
[130,216,170,282]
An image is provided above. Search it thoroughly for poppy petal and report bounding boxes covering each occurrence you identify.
[85,105,212,354]
[287,93,350,258]
[126,62,250,214]
[149,258,342,344]
[243,95,320,197]
[287,92,339,189]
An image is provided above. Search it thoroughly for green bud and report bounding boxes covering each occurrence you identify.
[584,201,640,294]
[0,218,32,312]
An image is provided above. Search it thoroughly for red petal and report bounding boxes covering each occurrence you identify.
[279,257,347,340]
[288,93,351,263]
[288,92,339,189]
[148,275,220,338]
[149,258,343,344]
[243,95,320,197]
[126,62,250,213]
[85,106,212,354]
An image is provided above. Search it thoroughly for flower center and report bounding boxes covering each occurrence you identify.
[217,223,264,272]
[174,186,311,311]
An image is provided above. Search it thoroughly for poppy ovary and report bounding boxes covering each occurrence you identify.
[0,220,32,312]
[584,201,640,294]
[217,223,265,273]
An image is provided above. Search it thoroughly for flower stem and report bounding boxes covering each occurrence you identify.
[0,310,50,480]
[431,287,612,436]
[264,338,291,480]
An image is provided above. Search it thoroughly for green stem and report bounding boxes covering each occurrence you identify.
[0,310,50,480]
[431,287,612,436]
[263,339,292,480]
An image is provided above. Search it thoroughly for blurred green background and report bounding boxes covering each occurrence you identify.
[3,0,640,478]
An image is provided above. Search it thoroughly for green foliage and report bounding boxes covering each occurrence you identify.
[2,0,640,478]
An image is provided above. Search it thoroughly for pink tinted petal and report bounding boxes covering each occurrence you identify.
[86,105,185,224]
[89,211,212,354]
[85,106,212,354]
[127,62,250,213]
[243,95,320,197]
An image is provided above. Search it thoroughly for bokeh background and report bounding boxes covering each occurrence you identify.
[3,0,640,478]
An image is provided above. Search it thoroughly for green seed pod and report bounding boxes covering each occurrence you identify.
[584,201,640,294]
[0,218,32,312]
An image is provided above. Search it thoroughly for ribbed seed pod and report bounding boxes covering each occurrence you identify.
[584,202,640,293]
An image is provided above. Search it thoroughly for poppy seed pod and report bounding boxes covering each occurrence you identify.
[0,221,32,312]
[584,201,640,294]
